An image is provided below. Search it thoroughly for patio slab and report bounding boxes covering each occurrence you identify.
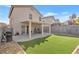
[13,33,50,42]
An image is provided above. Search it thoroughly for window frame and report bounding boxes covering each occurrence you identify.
[29,14,32,20]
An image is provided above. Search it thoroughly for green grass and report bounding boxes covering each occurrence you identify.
[18,35,79,54]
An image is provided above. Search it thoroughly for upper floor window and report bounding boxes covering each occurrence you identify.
[29,14,32,20]
[39,17,41,21]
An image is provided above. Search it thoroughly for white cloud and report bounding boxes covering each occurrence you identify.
[56,15,71,22]
[5,5,11,7]
[0,20,9,24]
[0,16,9,24]
[44,12,58,17]
[43,12,71,22]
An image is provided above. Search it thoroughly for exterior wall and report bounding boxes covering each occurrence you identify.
[21,23,42,34]
[9,6,42,35]
[21,23,29,35]
[11,6,42,22]
[31,24,42,34]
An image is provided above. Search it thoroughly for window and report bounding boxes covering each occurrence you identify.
[29,14,32,20]
[39,17,41,21]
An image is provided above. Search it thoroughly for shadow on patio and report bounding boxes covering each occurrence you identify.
[18,35,50,50]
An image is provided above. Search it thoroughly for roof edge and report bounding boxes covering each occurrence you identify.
[8,5,43,18]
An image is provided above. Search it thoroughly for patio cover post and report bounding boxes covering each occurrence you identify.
[29,21,32,40]
[41,23,44,36]
[25,25,27,34]
[49,24,51,34]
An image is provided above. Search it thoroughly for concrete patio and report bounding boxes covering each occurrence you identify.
[13,33,50,42]
[0,41,25,54]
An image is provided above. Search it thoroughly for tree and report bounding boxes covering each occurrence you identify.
[68,14,77,25]
[71,14,76,19]
[75,17,79,25]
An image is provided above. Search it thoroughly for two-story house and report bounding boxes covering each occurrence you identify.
[9,5,53,40]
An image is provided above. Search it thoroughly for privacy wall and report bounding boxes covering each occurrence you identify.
[51,25,79,35]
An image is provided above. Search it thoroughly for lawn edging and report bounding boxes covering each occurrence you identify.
[72,45,79,54]
[16,42,26,54]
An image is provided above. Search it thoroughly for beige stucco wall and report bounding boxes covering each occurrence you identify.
[22,23,42,34]
[11,6,42,21]
[10,6,42,35]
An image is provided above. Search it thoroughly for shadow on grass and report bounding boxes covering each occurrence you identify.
[53,33,79,38]
[18,35,50,50]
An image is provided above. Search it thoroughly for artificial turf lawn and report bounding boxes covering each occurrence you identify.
[18,35,79,54]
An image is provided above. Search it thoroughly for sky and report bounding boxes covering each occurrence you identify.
[0,5,79,24]
[0,5,10,24]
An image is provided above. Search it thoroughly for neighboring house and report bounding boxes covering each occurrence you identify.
[0,22,12,33]
[42,16,55,32]
[51,19,61,26]
[0,22,7,29]
[42,16,55,23]
[9,5,54,39]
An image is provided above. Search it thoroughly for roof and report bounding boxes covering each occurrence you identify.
[42,16,55,21]
[0,22,7,28]
[42,16,55,18]
[8,5,43,18]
